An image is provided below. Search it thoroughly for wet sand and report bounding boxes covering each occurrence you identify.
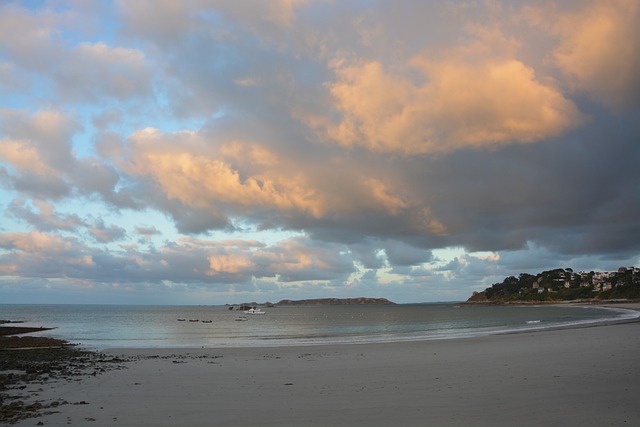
[8,312,640,427]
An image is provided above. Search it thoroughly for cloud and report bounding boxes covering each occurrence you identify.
[323,36,583,155]
[0,231,356,291]
[0,3,64,72]
[364,179,409,216]
[0,139,55,176]
[0,3,153,104]
[6,199,84,232]
[0,109,140,207]
[207,0,309,30]
[0,109,78,175]
[0,109,78,199]
[0,231,78,255]
[549,0,640,110]
[0,62,29,95]
[56,42,152,102]
[136,226,161,239]
[89,219,127,243]
[116,0,195,45]
[256,237,355,282]
[0,231,100,280]
[381,240,434,267]
[92,108,124,130]
[117,0,309,49]
[114,127,325,222]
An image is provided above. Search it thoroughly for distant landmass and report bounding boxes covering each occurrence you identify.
[467,267,640,304]
[276,297,395,306]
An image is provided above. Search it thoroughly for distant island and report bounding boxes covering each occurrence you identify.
[467,267,640,304]
[276,297,395,306]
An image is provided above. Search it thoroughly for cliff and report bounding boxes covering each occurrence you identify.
[276,297,395,306]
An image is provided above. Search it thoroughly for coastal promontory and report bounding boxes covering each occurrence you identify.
[467,267,640,303]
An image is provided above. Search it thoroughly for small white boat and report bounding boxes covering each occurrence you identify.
[234,316,248,321]
[244,308,266,315]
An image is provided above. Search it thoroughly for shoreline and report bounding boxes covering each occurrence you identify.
[3,305,639,426]
[106,301,640,353]
[99,302,640,351]
[106,306,640,354]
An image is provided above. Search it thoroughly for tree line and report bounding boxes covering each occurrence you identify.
[468,267,640,302]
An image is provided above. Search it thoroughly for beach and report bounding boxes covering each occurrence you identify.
[7,310,640,427]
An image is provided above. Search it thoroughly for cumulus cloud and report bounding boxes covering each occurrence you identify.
[88,219,127,243]
[135,226,161,240]
[549,0,640,110]
[0,3,153,104]
[0,231,100,280]
[92,108,124,130]
[0,109,78,176]
[0,109,140,207]
[117,0,310,49]
[6,199,84,232]
[113,127,325,221]
[0,231,79,255]
[323,38,583,155]
[0,231,357,292]
[381,241,434,267]
[116,0,196,45]
[0,3,65,72]
[56,42,152,102]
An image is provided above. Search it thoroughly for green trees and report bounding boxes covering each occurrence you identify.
[469,267,640,302]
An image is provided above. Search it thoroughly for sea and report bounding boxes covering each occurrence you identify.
[1,303,638,351]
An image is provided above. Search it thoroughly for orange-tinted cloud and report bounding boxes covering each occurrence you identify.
[0,110,77,175]
[550,0,640,110]
[121,128,324,216]
[325,46,583,155]
[365,178,409,215]
[0,140,52,175]
[0,231,76,254]
[208,254,254,275]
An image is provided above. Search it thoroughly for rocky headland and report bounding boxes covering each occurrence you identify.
[466,267,640,304]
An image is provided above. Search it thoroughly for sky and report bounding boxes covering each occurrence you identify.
[1,0,639,305]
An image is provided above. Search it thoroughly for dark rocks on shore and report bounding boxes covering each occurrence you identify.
[1,326,127,425]
[0,327,54,338]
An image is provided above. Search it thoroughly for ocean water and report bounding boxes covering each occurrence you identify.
[1,303,637,350]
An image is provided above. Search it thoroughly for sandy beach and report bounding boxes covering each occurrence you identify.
[7,308,639,427]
